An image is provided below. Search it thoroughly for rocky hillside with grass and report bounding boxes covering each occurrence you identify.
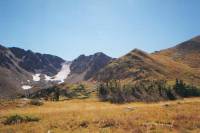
[94,36,200,86]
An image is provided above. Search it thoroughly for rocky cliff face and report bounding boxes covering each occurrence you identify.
[10,47,65,76]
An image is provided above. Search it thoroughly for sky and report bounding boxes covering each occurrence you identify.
[0,0,200,60]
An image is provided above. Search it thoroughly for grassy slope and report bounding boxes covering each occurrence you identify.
[0,98,200,133]
[95,48,200,86]
[94,36,200,86]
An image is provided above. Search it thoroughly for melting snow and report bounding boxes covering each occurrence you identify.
[32,74,41,81]
[44,75,52,81]
[53,63,71,83]
[44,63,71,84]
[22,85,32,90]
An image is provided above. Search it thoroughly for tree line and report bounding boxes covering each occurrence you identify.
[98,79,200,103]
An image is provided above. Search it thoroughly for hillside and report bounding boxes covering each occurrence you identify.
[94,37,200,86]
[95,49,166,81]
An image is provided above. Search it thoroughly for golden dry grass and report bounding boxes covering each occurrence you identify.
[0,98,200,133]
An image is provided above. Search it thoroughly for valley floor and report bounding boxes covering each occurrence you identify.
[0,98,200,133]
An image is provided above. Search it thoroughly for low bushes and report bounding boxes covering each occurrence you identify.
[3,114,40,125]
[29,99,43,106]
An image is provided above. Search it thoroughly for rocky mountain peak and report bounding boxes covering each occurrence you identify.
[67,52,112,82]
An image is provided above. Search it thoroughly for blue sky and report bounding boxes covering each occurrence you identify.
[0,0,200,60]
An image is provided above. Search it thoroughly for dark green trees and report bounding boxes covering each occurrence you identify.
[98,79,200,103]
[174,79,200,97]
[98,80,125,103]
[54,88,60,101]
[98,80,177,103]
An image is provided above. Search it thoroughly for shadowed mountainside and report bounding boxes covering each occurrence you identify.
[0,45,66,98]
[9,47,65,76]
[66,52,112,83]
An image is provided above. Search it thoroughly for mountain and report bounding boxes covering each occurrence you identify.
[66,52,112,83]
[94,49,166,81]
[0,44,112,98]
[94,37,200,86]
[0,44,66,98]
[0,45,31,98]
[1,35,200,98]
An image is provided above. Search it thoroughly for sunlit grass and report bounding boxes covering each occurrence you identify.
[0,98,200,133]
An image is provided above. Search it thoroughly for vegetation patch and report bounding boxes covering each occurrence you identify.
[29,99,43,106]
[98,80,177,103]
[98,119,118,128]
[2,114,40,125]
[98,79,200,103]
[79,120,89,128]
[29,84,93,101]
[174,79,200,97]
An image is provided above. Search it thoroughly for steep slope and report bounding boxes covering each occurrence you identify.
[0,45,32,98]
[66,52,112,83]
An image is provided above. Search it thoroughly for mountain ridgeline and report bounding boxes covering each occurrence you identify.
[0,45,112,98]
[1,35,200,99]
[9,47,65,76]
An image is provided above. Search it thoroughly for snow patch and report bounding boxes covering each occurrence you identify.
[22,85,32,90]
[44,75,52,81]
[44,63,71,84]
[53,63,71,83]
[32,74,40,81]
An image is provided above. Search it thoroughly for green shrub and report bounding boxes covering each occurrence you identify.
[3,114,40,125]
[29,99,43,106]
